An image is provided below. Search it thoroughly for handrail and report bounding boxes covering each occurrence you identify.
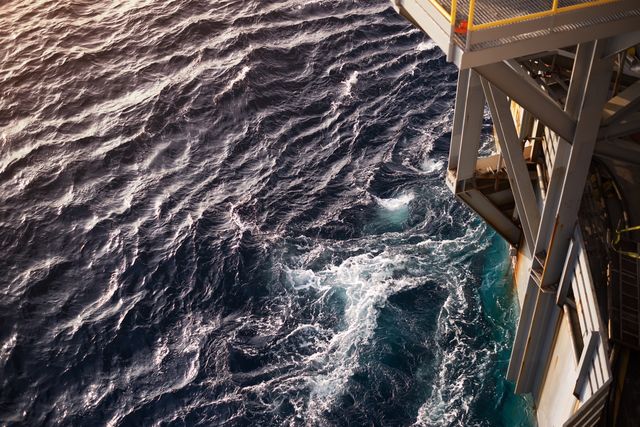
[450,0,457,25]
[612,224,640,260]
[470,0,620,31]
[467,0,476,31]
[424,0,622,33]
[426,0,451,21]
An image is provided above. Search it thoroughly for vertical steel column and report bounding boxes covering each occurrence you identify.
[514,40,614,397]
[509,44,597,387]
[448,68,470,176]
[455,69,485,184]
[533,41,595,256]
[540,40,613,289]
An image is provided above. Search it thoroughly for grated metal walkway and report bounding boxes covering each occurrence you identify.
[423,0,640,54]
[436,0,613,26]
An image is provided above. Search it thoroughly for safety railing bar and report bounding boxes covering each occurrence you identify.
[468,0,476,31]
[420,0,622,40]
[426,0,451,22]
[464,0,621,32]
[450,0,457,26]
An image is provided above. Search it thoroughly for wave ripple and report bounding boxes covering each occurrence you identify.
[0,0,533,426]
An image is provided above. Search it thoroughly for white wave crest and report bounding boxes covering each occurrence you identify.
[214,65,251,103]
[374,192,415,210]
[342,71,359,97]
[416,39,437,52]
[0,332,17,369]
[421,157,444,173]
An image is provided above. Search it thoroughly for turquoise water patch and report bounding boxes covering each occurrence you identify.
[477,234,535,426]
[373,192,416,231]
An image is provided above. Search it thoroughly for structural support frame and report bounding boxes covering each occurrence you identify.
[482,79,541,251]
[476,61,576,142]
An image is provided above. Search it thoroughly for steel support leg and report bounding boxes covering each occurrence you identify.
[448,68,469,175]
[514,40,614,397]
[455,70,485,184]
[541,40,613,290]
[534,41,595,257]
[508,42,597,385]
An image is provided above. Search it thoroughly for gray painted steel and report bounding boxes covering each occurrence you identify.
[455,70,485,181]
[457,189,521,245]
[482,79,540,251]
[476,61,576,142]
[390,1,634,424]
[556,238,578,307]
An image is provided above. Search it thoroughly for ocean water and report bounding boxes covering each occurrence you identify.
[0,0,534,425]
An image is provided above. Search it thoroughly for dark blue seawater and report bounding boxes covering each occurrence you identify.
[0,0,534,425]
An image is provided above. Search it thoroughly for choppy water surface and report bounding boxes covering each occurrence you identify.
[0,0,533,425]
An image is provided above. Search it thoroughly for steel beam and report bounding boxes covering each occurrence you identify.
[509,41,614,397]
[507,273,538,382]
[448,69,469,175]
[566,42,598,118]
[602,80,640,126]
[556,238,578,307]
[482,79,540,251]
[455,70,485,182]
[573,332,599,398]
[394,0,450,55]
[564,378,612,427]
[457,189,521,245]
[516,282,562,397]
[459,14,640,70]
[476,61,576,142]
[595,137,640,165]
[599,112,640,140]
[540,40,614,290]
[602,29,640,58]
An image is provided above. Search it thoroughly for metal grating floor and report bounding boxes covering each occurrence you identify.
[436,0,612,26]
[424,0,640,53]
[466,8,640,49]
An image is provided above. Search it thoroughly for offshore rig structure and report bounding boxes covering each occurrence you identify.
[390,1,640,426]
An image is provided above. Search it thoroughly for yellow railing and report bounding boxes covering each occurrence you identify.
[612,225,640,260]
[426,0,621,33]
